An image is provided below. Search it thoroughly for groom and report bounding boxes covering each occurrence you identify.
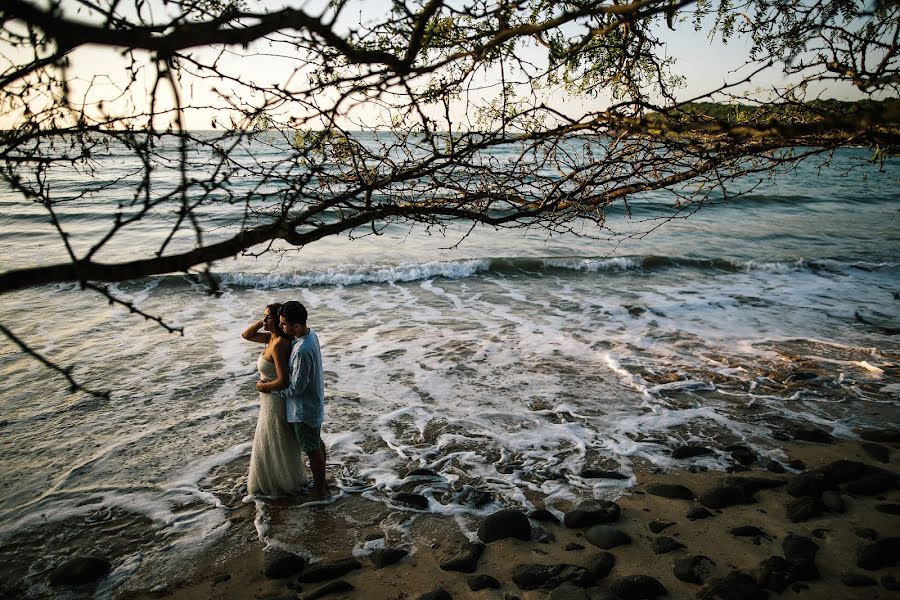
[277,301,328,499]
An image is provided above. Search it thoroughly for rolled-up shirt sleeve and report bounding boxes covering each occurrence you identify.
[288,349,312,398]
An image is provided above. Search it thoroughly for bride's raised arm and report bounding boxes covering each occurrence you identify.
[241,315,270,344]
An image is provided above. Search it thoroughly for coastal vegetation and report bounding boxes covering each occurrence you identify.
[0,0,898,394]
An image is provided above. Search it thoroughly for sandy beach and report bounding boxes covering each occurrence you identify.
[97,434,900,600]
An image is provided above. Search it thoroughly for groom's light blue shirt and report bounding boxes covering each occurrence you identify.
[284,329,324,427]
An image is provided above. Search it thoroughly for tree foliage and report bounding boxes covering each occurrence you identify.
[0,0,898,394]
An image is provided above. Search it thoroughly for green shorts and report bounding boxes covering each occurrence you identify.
[292,421,322,454]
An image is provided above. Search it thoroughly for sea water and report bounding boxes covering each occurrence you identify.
[0,134,897,596]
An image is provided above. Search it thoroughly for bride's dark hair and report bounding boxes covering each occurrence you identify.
[266,302,287,338]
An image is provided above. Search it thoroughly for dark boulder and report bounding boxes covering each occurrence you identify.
[842,574,877,587]
[700,570,768,600]
[439,542,485,573]
[391,492,429,510]
[549,584,608,600]
[564,500,621,528]
[369,548,408,569]
[581,469,629,480]
[859,429,900,443]
[405,468,439,478]
[263,552,306,579]
[861,442,890,464]
[821,490,845,513]
[304,580,354,599]
[298,558,362,583]
[844,469,899,495]
[48,557,112,587]
[875,503,900,515]
[786,471,833,498]
[782,535,819,581]
[882,575,900,591]
[672,445,715,459]
[529,509,561,523]
[698,484,747,509]
[477,509,531,543]
[511,563,594,590]
[687,507,714,520]
[587,552,616,579]
[648,521,675,533]
[674,555,716,585]
[653,536,685,554]
[857,537,900,571]
[783,534,819,563]
[584,525,631,550]
[610,575,666,599]
[645,483,694,500]
[786,496,824,523]
[466,574,501,591]
[723,476,785,495]
[758,557,793,592]
[417,589,452,600]
[765,461,786,474]
[790,426,836,444]
[730,526,768,539]
[727,446,757,466]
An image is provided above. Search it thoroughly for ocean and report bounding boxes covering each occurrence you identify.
[0,134,898,597]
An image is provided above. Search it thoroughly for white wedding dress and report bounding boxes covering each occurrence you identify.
[247,353,307,497]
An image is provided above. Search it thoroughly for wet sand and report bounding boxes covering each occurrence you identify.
[113,437,900,600]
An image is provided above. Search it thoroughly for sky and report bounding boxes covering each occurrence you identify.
[1,0,883,131]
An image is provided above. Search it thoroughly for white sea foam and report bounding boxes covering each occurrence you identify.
[221,259,491,288]
[542,257,643,271]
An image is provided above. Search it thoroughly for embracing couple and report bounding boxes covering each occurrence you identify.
[241,300,328,500]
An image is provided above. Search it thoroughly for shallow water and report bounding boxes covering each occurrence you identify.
[0,141,898,597]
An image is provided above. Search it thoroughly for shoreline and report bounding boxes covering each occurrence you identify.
[111,435,900,600]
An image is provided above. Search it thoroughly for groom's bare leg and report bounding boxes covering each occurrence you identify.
[309,447,327,499]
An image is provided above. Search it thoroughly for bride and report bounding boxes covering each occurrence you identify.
[241,303,307,497]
